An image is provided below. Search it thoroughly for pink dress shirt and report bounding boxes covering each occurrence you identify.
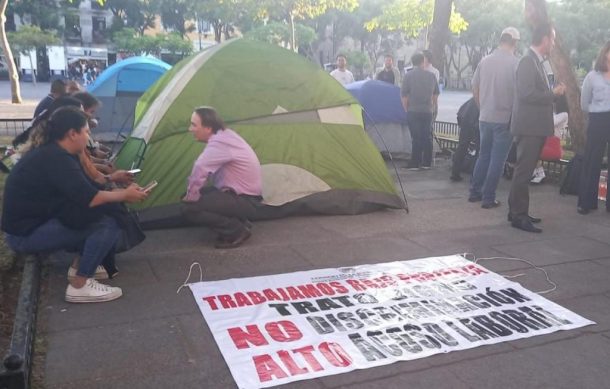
[185,129,262,202]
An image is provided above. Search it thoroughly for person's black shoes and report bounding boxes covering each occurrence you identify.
[511,219,542,233]
[215,229,252,249]
[507,214,541,224]
[450,175,463,182]
[468,195,482,203]
[482,200,501,209]
[577,207,590,215]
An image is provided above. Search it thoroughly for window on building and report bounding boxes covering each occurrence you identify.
[92,16,107,43]
[65,14,81,42]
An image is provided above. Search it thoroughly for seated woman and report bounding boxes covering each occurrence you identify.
[1,107,148,303]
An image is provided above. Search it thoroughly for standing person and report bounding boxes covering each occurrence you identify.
[469,27,520,208]
[577,41,610,214]
[1,107,148,303]
[423,50,441,165]
[423,50,441,84]
[451,97,480,182]
[182,107,263,249]
[33,79,67,118]
[508,23,566,233]
[330,54,355,86]
[376,54,401,86]
[401,52,440,170]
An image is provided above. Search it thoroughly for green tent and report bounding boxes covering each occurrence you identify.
[115,39,404,223]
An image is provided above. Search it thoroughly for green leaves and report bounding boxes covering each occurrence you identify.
[7,25,60,53]
[112,28,193,56]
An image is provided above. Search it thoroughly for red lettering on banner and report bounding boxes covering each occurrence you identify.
[263,288,282,301]
[346,279,366,291]
[234,292,253,307]
[201,296,218,310]
[319,342,353,367]
[463,264,488,275]
[329,281,350,294]
[218,294,237,309]
[247,291,266,304]
[265,321,303,342]
[292,345,325,372]
[278,350,309,375]
[286,286,306,300]
[228,325,269,349]
[253,354,289,382]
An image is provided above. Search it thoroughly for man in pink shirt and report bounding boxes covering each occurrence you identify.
[182,107,262,248]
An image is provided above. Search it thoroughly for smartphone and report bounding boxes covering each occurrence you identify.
[142,180,158,193]
[128,169,142,175]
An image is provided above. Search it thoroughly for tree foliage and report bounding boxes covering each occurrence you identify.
[245,21,316,48]
[260,0,359,50]
[7,25,60,54]
[365,0,467,37]
[112,28,193,57]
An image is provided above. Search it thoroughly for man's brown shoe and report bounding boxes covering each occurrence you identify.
[215,229,252,249]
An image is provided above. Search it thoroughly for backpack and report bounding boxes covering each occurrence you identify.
[560,154,583,195]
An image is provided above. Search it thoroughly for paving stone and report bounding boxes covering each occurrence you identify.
[449,334,610,389]
[290,236,432,268]
[43,281,198,333]
[493,236,610,267]
[331,367,471,389]
[44,317,202,386]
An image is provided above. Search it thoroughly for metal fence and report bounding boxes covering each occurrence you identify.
[0,119,31,138]
[434,120,569,182]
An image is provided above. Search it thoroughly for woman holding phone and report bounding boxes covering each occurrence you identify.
[1,107,148,303]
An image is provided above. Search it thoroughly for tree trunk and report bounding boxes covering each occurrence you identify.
[288,12,296,52]
[28,53,36,86]
[525,0,586,153]
[428,0,453,78]
[213,21,222,43]
[0,0,22,104]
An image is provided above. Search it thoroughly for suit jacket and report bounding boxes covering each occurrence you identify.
[510,48,555,137]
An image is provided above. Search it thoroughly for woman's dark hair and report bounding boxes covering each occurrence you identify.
[72,91,101,111]
[194,106,225,134]
[45,106,89,143]
[593,41,610,73]
[12,96,82,148]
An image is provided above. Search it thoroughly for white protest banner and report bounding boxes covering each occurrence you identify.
[189,255,595,388]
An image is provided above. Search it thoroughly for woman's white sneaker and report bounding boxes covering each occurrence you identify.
[65,279,122,303]
[67,265,109,280]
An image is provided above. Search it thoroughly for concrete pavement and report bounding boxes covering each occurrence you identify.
[36,158,610,389]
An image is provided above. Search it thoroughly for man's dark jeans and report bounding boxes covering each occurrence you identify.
[407,111,433,167]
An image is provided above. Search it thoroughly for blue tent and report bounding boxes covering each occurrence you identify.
[347,80,411,154]
[87,56,171,140]
[346,80,407,125]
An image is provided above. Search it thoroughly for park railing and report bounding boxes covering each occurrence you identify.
[433,121,569,182]
[0,119,31,138]
[0,255,42,389]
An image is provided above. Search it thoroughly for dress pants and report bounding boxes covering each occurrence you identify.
[508,135,546,222]
[181,187,259,239]
[578,111,610,211]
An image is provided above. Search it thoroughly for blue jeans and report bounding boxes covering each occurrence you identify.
[5,216,121,278]
[470,121,513,204]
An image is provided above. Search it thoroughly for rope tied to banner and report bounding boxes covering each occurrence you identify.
[176,262,203,294]
[462,253,557,294]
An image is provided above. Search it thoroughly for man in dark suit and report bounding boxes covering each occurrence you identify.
[508,23,566,233]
